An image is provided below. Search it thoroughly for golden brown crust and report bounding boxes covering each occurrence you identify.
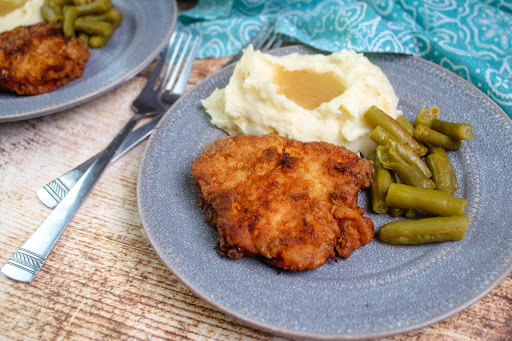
[191,134,374,271]
[0,23,90,95]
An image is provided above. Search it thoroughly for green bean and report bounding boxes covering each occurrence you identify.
[428,145,445,154]
[89,34,110,48]
[378,215,469,244]
[365,106,428,156]
[87,18,116,48]
[414,124,462,150]
[404,209,417,218]
[72,0,89,5]
[376,146,435,189]
[105,7,122,28]
[63,6,78,37]
[391,172,416,217]
[368,151,392,214]
[387,172,405,217]
[46,0,72,6]
[74,4,121,48]
[78,32,90,45]
[396,116,414,135]
[40,3,64,27]
[370,126,431,178]
[75,0,112,16]
[385,183,467,216]
[75,17,112,36]
[431,119,474,140]
[397,115,427,154]
[62,4,72,14]
[413,106,439,128]
[82,8,123,28]
[426,147,458,195]
[388,207,405,218]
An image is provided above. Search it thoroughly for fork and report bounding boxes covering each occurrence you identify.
[36,22,282,209]
[36,32,200,209]
[227,21,282,65]
[1,32,199,283]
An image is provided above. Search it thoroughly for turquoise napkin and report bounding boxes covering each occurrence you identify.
[177,0,512,119]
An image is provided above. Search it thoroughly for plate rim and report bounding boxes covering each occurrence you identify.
[137,45,512,340]
[0,0,178,123]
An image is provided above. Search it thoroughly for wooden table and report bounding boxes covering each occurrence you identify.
[1,53,511,341]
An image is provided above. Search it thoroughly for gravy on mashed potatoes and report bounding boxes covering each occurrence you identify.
[201,45,401,156]
[0,0,44,34]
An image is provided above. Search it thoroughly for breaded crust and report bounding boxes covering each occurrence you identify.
[191,134,374,271]
[0,23,90,95]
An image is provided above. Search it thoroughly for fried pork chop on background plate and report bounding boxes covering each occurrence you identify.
[191,134,374,271]
[0,23,90,95]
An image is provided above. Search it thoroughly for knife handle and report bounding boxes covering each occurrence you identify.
[2,114,140,282]
[36,113,163,208]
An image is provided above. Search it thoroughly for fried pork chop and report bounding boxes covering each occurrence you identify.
[191,134,374,271]
[0,23,90,95]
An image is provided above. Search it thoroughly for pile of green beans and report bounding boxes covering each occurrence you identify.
[40,0,123,48]
[363,105,474,245]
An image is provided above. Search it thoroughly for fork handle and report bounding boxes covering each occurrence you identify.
[1,115,141,282]
[36,113,164,208]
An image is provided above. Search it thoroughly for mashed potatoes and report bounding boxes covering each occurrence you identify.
[0,0,44,34]
[202,45,401,156]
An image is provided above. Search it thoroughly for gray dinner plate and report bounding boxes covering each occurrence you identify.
[0,0,177,122]
[138,45,512,340]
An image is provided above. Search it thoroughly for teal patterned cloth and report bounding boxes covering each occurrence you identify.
[177,0,512,118]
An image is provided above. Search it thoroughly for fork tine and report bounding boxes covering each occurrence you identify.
[227,21,274,65]
[260,34,277,51]
[131,32,176,112]
[147,32,176,89]
[169,36,200,94]
[158,32,186,92]
[261,33,283,52]
[273,38,283,50]
[252,22,275,51]
[162,34,192,92]
[160,34,199,104]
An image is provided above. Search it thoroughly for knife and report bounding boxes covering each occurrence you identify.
[36,112,164,208]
